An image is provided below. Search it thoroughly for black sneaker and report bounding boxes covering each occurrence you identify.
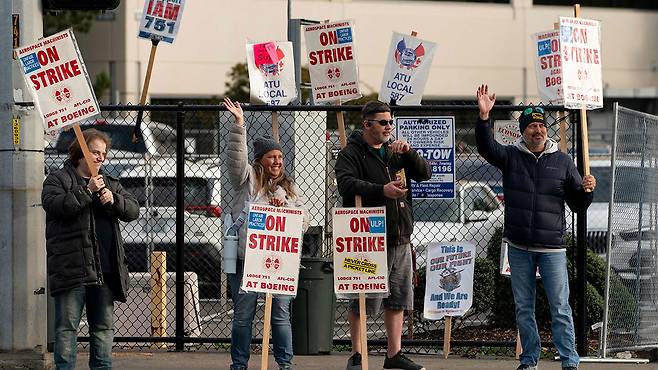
[383,351,425,370]
[346,352,362,370]
[516,365,538,370]
[562,367,577,370]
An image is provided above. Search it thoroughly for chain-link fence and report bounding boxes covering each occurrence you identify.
[44,103,590,354]
[602,104,658,354]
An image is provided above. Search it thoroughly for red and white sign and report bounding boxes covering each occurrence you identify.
[499,241,541,279]
[533,30,563,105]
[15,29,99,133]
[138,0,186,43]
[241,204,305,296]
[494,120,521,146]
[379,32,437,105]
[332,207,388,294]
[559,17,603,109]
[304,20,361,103]
[246,41,297,105]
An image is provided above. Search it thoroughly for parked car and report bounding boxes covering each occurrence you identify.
[118,158,223,299]
[412,181,504,264]
[608,227,658,300]
[44,117,191,176]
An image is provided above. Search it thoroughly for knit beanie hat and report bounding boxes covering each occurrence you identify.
[519,107,546,133]
[253,135,282,160]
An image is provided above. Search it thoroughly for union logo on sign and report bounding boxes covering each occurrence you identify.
[53,86,72,104]
[327,67,341,79]
[395,39,425,70]
[264,255,281,271]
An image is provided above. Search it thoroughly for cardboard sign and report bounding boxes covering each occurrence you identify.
[246,41,297,105]
[395,116,455,199]
[379,32,437,105]
[424,242,475,319]
[559,17,603,109]
[332,207,388,294]
[138,0,186,43]
[304,20,361,103]
[241,204,305,296]
[15,29,99,132]
[494,120,521,146]
[533,30,563,105]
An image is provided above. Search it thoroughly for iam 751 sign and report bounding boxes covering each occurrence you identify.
[139,0,186,43]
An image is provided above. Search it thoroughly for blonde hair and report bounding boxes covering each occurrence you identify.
[253,162,296,199]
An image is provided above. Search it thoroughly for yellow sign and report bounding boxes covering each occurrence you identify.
[342,257,377,275]
[12,118,20,145]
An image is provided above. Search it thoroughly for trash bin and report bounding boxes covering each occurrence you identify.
[291,257,335,355]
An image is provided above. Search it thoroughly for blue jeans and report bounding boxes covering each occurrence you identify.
[53,283,115,370]
[508,246,579,369]
[228,265,293,370]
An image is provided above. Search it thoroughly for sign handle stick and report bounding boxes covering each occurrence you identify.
[573,4,591,179]
[150,251,167,349]
[552,22,568,154]
[272,111,280,143]
[73,124,98,177]
[260,292,273,370]
[443,316,452,359]
[336,105,347,149]
[515,330,522,359]
[359,292,369,370]
[133,38,160,143]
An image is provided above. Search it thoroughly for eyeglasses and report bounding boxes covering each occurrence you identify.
[367,119,395,127]
[522,106,545,116]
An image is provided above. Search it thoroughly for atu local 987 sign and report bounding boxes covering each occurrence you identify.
[304,20,361,104]
[15,29,99,132]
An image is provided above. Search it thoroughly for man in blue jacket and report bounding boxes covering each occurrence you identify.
[475,84,596,370]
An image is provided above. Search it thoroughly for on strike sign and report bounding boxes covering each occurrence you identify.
[138,0,186,43]
[304,20,361,103]
[332,207,388,294]
[241,204,305,296]
[533,30,563,105]
[379,32,437,105]
[559,17,603,109]
[246,41,297,105]
[15,29,99,132]
[423,242,475,320]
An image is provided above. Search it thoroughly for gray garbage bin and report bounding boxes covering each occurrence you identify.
[291,257,335,355]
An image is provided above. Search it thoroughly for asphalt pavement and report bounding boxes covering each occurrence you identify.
[72,350,656,370]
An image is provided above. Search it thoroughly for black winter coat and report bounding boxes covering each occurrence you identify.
[475,118,592,248]
[335,130,432,247]
[42,160,139,302]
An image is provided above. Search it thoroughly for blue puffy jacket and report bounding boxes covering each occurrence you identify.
[475,118,592,248]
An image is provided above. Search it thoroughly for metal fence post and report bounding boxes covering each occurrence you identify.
[575,109,588,356]
[176,102,185,350]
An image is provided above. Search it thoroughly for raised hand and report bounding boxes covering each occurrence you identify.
[224,97,244,127]
[476,84,496,121]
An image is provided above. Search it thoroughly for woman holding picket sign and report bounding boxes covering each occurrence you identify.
[223,97,309,370]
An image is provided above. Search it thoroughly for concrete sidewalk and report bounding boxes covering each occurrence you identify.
[73,351,654,370]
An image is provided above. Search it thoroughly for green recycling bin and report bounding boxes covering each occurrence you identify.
[291,257,335,355]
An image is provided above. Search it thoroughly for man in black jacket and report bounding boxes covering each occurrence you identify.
[42,129,139,370]
[335,101,431,370]
[475,84,596,370]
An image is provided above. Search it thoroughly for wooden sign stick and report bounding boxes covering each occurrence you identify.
[260,293,273,370]
[72,124,98,177]
[574,4,591,179]
[272,111,280,143]
[406,30,418,339]
[133,38,160,143]
[515,330,522,359]
[443,315,452,359]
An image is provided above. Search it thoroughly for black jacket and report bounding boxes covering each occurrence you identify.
[42,160,139,302]
[335,130,432,247]
[475,118,592,248]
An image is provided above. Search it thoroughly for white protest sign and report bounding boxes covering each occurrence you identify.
[396,116,455,199]
[304,20,361,103]
[494,120,521,146]
[379,32,437,105]
[499,241,541,279]
[138,0,186,43]
[241,204,305,296]
[534,30,563,105]
[15,29,99,133]
[424,242,475,320]
[246,41,297,105]
[559,17,603,109]
[332,207,388,294]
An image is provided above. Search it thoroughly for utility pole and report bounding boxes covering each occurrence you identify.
[0,1,50,368]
